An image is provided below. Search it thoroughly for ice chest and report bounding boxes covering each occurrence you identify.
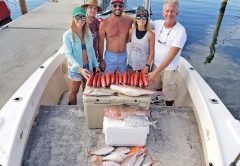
[103,117,149,146]
[83,88,151,129]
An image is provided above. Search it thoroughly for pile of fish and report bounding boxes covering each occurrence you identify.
[89,146,159,166]
[104,105,157,128]
[87,69,148,88]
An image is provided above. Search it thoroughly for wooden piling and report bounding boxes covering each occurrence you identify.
[205,0,228,64]
[19,0,28,15]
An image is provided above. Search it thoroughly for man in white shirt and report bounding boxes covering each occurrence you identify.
[148,0,187,106]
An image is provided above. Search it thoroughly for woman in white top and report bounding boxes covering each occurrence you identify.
[127,6,155,73]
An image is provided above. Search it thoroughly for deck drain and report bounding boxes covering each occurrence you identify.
[40,65,45,69]
[189,67,195,71]
[13,97,23,102]
[20,130,23,140]
[209,98,219,104]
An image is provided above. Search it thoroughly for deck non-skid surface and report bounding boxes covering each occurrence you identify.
[23,105,204,166]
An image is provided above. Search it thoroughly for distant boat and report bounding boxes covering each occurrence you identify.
[0,0,12,26]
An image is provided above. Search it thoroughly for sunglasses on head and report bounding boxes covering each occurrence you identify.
[75,15,86,21]
[136,15,148,20]
[112,3,124,8]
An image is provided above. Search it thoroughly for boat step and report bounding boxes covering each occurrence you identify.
[22,105,204,166]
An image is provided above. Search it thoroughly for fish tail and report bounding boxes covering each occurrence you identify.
[150,121,158,129]
[146,155,160,165]
[86,148,91,157]
[89,155,103,166]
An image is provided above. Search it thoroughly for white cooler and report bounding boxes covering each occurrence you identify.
[103,117,149,146]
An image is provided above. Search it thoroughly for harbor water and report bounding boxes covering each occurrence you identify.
[7,0,240,120]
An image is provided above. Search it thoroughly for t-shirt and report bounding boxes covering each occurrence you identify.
[152,20,187,70]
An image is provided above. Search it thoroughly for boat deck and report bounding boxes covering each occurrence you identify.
[22,104,204,166]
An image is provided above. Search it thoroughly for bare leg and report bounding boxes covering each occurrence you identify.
[69,79,81,105]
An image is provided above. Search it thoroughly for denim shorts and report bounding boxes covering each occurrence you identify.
[104,50,127,74]
[68,64,89,81]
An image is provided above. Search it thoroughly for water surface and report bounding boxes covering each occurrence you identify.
[6,0,48,20]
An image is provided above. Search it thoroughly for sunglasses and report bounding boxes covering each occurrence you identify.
[112,3,124,8]
[136,15,148,20]
[75,15,86,21]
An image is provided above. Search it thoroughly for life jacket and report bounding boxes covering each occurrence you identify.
[0,1,11,21]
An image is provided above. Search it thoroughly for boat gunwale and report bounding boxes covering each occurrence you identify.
[179,58,240,166]
[0,47,65,166]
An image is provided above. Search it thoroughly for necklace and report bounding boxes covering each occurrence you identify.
[157,23,175,44]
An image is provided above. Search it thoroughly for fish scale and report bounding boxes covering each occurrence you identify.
[124,115,157,128]
[102,152,128,163]
[91,146,115,156]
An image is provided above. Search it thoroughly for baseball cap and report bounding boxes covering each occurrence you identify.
[72,7,86,17]
[111,0,124,4]
[136,6,149,18]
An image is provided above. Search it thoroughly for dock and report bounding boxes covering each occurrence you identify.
[0,0,84,109]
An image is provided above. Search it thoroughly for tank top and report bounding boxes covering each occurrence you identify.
[128,28,149,70]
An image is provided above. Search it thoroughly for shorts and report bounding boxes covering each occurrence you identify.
[68,64,89,81]
[104,50,127,74]
[149,64,177,101]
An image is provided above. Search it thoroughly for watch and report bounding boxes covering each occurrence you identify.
[145,64,151,72]
[145,64,151,68]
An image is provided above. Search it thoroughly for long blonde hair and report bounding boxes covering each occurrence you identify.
[70,18,89,41]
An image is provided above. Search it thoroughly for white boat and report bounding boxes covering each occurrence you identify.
[1,2,240,166]
[1,45,240,165]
